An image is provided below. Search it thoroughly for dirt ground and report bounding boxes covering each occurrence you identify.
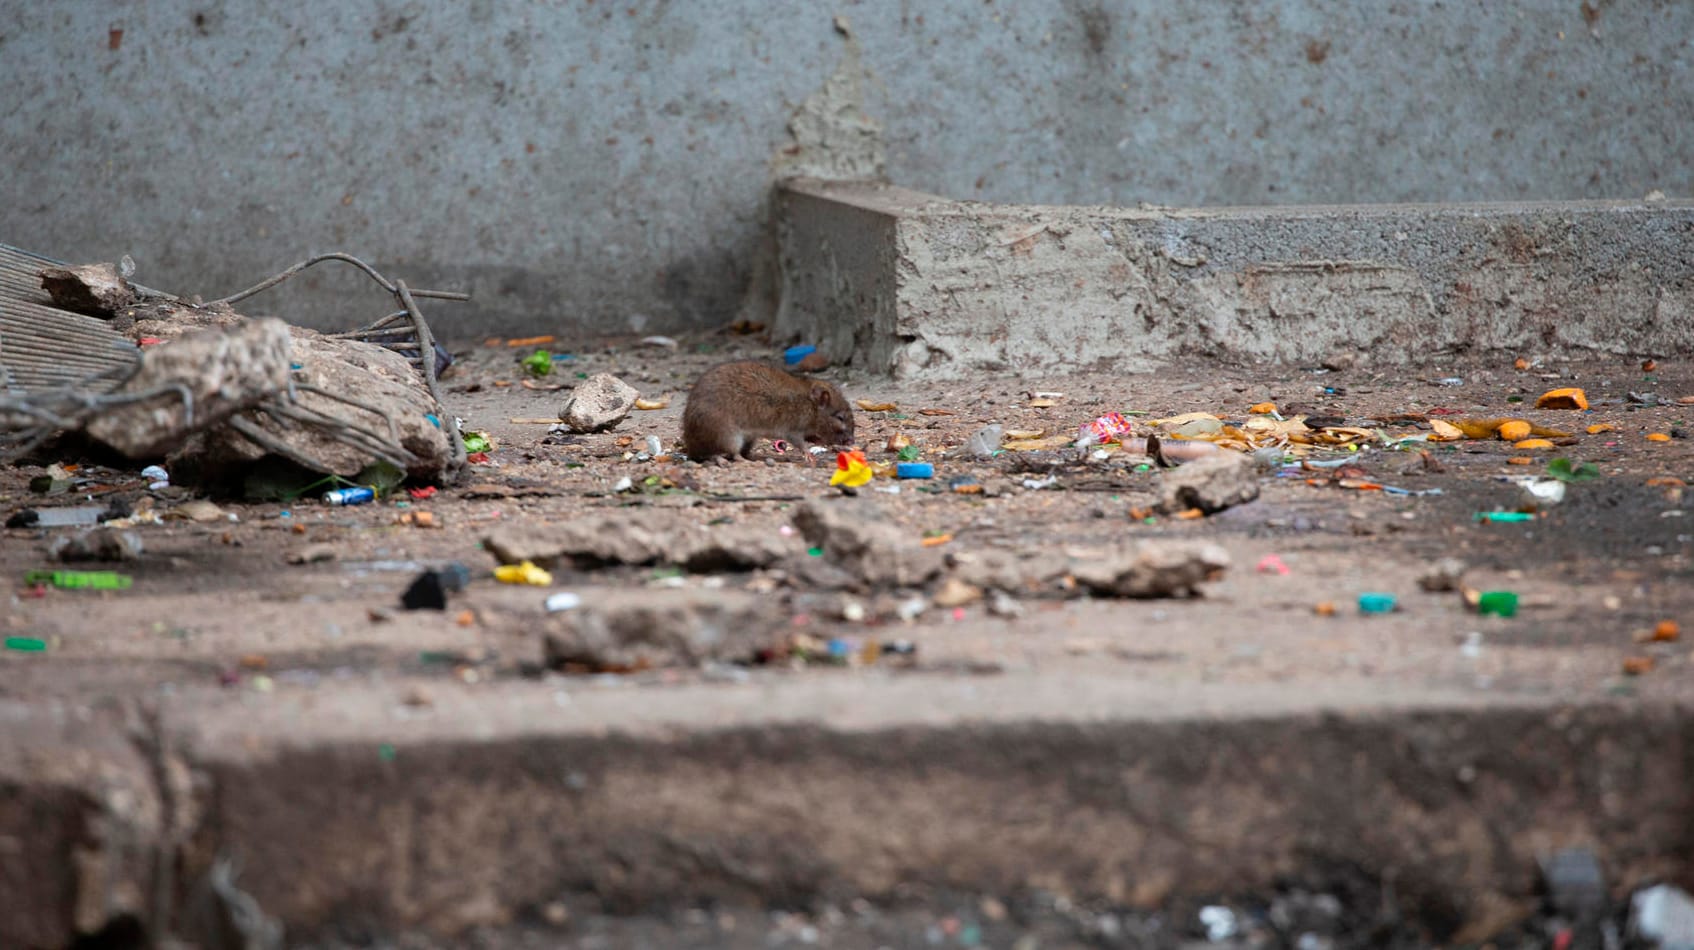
[3,339,1693,948]
[4,339,1690,701]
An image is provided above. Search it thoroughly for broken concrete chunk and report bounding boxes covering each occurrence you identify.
[485,515,668,569]
[946,549,1048,591]
[541,588,780,670]
[484,514,793,572]
[192,329,453,479]
[792,500,944,588]
[86,318,293,458]
[38,263,135,317]
[1069,542,1230,598]
[559,373,638,433]
[1160,452,1260,514]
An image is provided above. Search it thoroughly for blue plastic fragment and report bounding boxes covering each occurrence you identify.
[425,413,441,428]
[1358,592,1397,614]
[895,462,934,479]
[783,345,817,366]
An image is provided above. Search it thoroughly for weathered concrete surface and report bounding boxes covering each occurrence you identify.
[4,681,1687,943]
[0,701,163,949]
[2,2,1690,337]
[777,179,1694,377]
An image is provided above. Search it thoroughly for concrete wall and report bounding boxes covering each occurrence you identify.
[1,1,1689,338]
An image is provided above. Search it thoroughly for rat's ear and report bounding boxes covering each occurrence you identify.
[810,381,834,406]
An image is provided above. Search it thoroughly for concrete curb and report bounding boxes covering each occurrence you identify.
[776,179,1694,378]
[7,679,1693,944]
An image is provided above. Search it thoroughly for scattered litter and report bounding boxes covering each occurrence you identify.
[1079,412,1136,444]
[1546,458,1601,483]
[896,462,934,479]
[323,486,376,506]
[612,475,635,493]
[857,400,898,412]
[1256,554,1290,575]
[142,464,170,489]
[1536,388,1589,410]
[1497,420,1531,441]
[504,335,556,348]
[634,397,669,410]
[831,450,874,489]
[407,486,437,500]
[1623,656,1657,676]
[29,506,106,527]
[1248,402,1277,415]
[1435,377,1464,386]
[783,345,817,366]
[1358,592,1397,614]
[1313,601,1337,617]
[1513,438,1555,450]
[644,434,663,456]
[521,350,553,377]
[494,560,554,586]
[23,569,132,590]
[920,532,954,548]
[462,431,493,454]
[1476,591,1519,618]
[639,335,679,350]
[964,424,1004,458]
[1647,432,1672,443]
[1652,620,1681,642]
[4,636,48,652]
[400,563,469,611]
[1630,884,1694,949]
[1199,906,1239,941]
[1475,511,1537,523]
[1516,479,1567,508]
[545,592,582,612]
[1022,475,1059,490]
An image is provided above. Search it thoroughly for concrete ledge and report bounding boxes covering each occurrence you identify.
[10,678,1689,943]
[776,179,1694,377]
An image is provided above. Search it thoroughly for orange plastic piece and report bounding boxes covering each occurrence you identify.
[1513,438,1555,449]
[1585,423,1615,434]
[1535,388,1588,410]
[1646,432,1672,442]
[1652,620,1680,642]
[1497,420,1532,441]
[1248,402,1277,415]
[1622,656,1656,676]
[1506,457,1534,465]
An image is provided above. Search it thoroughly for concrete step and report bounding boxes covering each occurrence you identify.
[6,675,1692,946]
[775,180,1694,378]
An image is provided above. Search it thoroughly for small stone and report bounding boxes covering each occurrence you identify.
[795,351,830,372]
[286,543,338,565]
[932,577,983,608]
[986,589,1024,618]
[1320,352,1357,371]
[1070,542,1230,598]
[402,685,433,708]
[50,527,143,562]
[1417,557,1467,592]
[542,901,571,927]
[559,373,639,432]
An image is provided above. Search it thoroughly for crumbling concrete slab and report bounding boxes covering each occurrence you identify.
[116,680,1694,942]
[776,179,1694,378]
[0,702,163,949]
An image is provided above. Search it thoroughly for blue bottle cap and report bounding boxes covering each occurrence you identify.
[895,462,934,479]
[784,345,817,365]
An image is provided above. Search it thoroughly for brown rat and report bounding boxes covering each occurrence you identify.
[681,361,855,463]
